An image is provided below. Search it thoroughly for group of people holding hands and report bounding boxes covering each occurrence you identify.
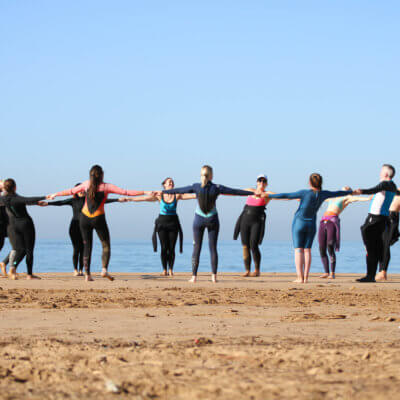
[0,164,398,283]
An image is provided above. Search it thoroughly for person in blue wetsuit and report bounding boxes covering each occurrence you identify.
[162,165,255,283]
[266,173,352,283]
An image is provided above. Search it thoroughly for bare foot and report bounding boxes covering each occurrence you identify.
[188,276,197,283]
[26,274,41,280]
[319,273,329,279]
[328,273,335,279]
[85,274,94,282]
[162,269,168,276]
[168,269,174,276]
[0,262,7,277]
[211,274,217,283]
[292,279,304,283]
[250,270,260,277]
[8,267,17,280]
[242,270,250,277]
[73,269,79,276]
[101,270,114,281]
[78,271,84,276]
[375,271,387,281]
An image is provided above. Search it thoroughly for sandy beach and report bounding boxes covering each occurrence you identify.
[0,272,399,399]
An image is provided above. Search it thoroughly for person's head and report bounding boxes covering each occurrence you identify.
[3,178,16,194]
[73,183,84,198]
[0,180,4,191]
[256,174,268,191]
[88,165,104,200]
[380,164,395,181]
[162,177,174,190]
[309,173,322,191]
[200,165,213,187]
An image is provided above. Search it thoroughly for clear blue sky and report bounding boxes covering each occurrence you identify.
[1,1,399,241]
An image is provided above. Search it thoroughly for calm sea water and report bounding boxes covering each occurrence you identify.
[1,240,399,274]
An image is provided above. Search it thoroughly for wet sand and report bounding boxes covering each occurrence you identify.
[0,272,399,399]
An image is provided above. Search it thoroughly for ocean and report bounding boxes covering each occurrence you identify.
[1,239,399,274]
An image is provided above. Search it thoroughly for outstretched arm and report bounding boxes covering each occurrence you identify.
[346,195,373,204]
[122,194,159,202]
[15,195,47,205]
[177,194,197,200]
[218,185,254,196]
[268,190,306,200]
[163,185,196,195]
[356,181,395,195]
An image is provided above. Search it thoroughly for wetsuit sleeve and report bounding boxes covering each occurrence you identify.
[104,183,144,196]
[322,190,352,200]
[15,196,46,205]
[163,185,196,194]
[217,185,254,196]
[361,182,395,194]
[47,199,73,206]
[268,190,306,199]
[55,181,87,196]
[105,198,119,204]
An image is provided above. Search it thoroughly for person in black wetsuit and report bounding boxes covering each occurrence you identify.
[0,180,10,276]
[49,165,148,282]
[122,177,196,276]
[353,164,400,282]
[41,183,121,276]
[162,165,256,283]
[0,179,47,280]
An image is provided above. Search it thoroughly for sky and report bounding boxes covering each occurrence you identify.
[1,1,399,242]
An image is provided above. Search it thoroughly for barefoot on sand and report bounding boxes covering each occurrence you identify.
[188,276,197,283]
[85,274,94,282]
[376,271,387,281]
[319,273,329,279]
[211,274,217,283]
[0,262,7,277]
[26,274,41,280]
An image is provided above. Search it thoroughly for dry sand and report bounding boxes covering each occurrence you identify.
[0,272,399,399]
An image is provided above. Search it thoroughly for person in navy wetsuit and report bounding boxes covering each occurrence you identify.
[266,174,352,283]
[162,165,255,283]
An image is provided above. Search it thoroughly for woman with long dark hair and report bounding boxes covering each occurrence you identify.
[266,174,352,283]
[42,183,122,276]
[0,179,47,279]
[162,165,255,283]
[49,165,149,282]
[121,177,195,276]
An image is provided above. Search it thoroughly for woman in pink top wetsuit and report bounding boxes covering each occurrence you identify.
[49,165,149,282]
[234,175,275,277]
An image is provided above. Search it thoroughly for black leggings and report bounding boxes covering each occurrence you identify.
[158,229,178,271]
[70,220,84,272]
[380,212,399,272]
[0,231,5,253]
[192,213,219,275]
[8,218,36,275]
[240,214,262,271]
[361,214,388,278]
[80,214,110,275]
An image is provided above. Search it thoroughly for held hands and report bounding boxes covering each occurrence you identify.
[353,189,362,195]
[38,201,48,207]
[46,194,57,200]
[118,197,129,202]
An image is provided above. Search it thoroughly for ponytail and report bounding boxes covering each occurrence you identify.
[88,165,104,200]
[200,165,213,188]
[309,173,322,191]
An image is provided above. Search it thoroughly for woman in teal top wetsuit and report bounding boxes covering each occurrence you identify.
[265,174,353,283]
[122,178,195,276]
